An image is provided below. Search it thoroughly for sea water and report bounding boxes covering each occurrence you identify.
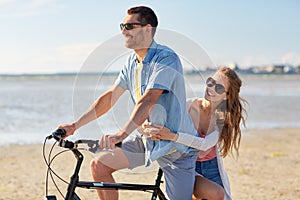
[0,73,299,145]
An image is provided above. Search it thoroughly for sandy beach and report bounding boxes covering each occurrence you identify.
[0,128,299,200]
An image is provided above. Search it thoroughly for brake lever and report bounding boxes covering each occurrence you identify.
[75,140,114,155]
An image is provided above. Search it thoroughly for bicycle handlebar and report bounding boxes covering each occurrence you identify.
[47,129,113,154]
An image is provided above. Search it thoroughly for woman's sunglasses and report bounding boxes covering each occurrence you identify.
[120,22,147,31]
[206,77,227,95]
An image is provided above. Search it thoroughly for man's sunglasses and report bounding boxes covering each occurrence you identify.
[120,22,147,31]
[206,77,227,95]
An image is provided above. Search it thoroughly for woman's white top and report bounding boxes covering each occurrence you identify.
[176,98,232,200]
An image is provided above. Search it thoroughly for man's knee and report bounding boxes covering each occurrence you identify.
[90,158,114,177]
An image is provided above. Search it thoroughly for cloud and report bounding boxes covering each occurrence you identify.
[0,42,100,73]
[238,53,300,67]
[241,55,271,67]
[26,0,52,9]
[281,52,300,66]
[55,43,100,69]
[0,0,61,18]
[211,52,300,68]
[0,0,14,7]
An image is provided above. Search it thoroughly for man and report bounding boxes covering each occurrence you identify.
[58,6,198,200]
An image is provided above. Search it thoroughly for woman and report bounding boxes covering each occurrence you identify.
[141,67,247,200]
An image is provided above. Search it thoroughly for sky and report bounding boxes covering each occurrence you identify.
[0,0,299,74]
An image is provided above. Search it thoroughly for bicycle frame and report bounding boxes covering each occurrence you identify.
[44,134,167,200]
[67,148,166,200]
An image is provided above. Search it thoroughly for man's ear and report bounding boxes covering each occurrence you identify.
[145,24,152,32]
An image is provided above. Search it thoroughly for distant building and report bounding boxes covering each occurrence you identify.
[272,65,284,73]
[185,63,299,75]
[228,63,240,71]
[284,65,296,74]
[250,64,296,74]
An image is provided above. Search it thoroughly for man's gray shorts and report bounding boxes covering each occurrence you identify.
[121,131,146,169]
[121,131,198,200]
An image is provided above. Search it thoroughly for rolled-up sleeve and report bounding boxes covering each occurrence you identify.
[115,65,129,90]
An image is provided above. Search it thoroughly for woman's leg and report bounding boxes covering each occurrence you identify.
[193,175,225,200]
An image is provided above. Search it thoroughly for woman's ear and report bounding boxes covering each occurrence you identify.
[224,92,229,100]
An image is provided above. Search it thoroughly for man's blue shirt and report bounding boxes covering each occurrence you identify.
[115,41,198,165]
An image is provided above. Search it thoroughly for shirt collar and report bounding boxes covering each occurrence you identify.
[134,40,157,64]
[143,40,157,64]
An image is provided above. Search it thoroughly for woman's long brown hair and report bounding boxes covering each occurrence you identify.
[215,67,248,158]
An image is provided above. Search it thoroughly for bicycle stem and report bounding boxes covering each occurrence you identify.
[65,149,83,200]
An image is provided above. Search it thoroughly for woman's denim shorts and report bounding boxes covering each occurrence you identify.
[195,157,224,188]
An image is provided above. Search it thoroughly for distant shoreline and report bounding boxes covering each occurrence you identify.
[0,71,119,77]
[0,71,299,77]
[1,127,299,147]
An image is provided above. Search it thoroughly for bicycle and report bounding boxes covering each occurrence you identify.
[43,129,168,200]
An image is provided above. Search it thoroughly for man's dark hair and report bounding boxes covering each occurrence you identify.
[127,6,158,36]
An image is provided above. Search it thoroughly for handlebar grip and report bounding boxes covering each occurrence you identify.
[47,128,66,140]
[53,128,66,138]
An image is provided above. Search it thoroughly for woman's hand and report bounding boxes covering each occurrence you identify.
[138,121,178,141]
[137,121,160,140]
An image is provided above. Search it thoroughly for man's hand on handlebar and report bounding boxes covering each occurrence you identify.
[99,131,128,150]
[57,123,76,138]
